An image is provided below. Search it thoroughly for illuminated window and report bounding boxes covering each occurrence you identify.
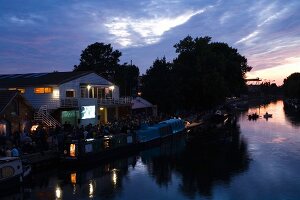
[70,144,76,157]
[8,88,25,93]
[44,87,52,93]
[34,87,52,94]
[18,88,25,93]
[70,173,77,184]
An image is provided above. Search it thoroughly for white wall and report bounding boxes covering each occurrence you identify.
[59,72,119,99]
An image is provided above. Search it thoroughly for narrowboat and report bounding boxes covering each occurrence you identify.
[0,157,31,188]
[62,118,185,163]
[136,118,185,143]
[62,133,136,162]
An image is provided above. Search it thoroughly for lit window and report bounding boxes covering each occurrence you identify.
[70,144,76,157]
[8,88,25,93]
[34,87,52,94]
[44,87,52,93]
[18,88,25,93]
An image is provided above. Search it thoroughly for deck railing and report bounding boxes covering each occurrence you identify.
[58,97,133,108]
[97,97,133,106]
[60,98,79,108]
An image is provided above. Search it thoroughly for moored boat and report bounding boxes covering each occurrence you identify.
[61,118,185,163]
[248,113,259,120]
[0,157,31,188]
[263,113,272,118]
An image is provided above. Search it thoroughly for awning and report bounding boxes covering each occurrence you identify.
[131,97,153,109]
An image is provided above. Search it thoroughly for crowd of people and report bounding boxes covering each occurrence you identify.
[0,114,165,158]
[63,114,163,140]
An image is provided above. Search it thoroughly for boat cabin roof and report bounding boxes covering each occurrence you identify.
[0,157,20,163]
[160,118,183,125]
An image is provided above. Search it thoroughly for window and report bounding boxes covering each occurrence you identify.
[34,87,52,94]
[81,87,87,98]
[80,86,96,98]
[8,88,25,93]
[66,90,75,98]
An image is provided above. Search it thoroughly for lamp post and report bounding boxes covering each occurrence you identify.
[87,85,91,98]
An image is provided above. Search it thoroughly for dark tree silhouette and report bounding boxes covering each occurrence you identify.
[114,63,139,96]
[73,42,121,81]
[283,73,300,99]
[73,42,139,96]
[141,36,252,112]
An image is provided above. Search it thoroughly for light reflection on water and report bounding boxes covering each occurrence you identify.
[1,100,300,200]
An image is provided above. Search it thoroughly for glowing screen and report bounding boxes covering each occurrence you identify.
[81,105,95,119]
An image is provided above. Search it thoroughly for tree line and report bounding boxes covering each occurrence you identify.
[283,73,300,99]
[142,36,252,112]
[73,36,253,112]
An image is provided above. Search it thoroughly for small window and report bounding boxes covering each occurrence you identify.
[34,87,52,94]
[66,90,75,98]
[8,88,25,93]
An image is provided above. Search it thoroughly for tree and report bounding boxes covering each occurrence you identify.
[283,73,300,98]
[114,63,140,96]
[141,36,252,112]
[73,42,121,80]
[142,57,175,112]
[172,36,251,109]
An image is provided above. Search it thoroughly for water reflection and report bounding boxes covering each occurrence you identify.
[141,124,250,198]
[284,102,300,127]
[2,122,250,200]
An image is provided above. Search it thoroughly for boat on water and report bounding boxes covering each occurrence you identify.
[248,113,259,120]
[263,113,272,118]
[0,157,31,187]
[62,118,185,163]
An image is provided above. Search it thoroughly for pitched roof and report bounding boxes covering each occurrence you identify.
[131,97,153,109]
[0,90,18,114]
[0,71,100,88]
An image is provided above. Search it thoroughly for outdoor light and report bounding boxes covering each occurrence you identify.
[55,186,62,199]
[71,173,76,185]
[109,85,115,90]
[100,107,104,111]
[89,181,95,198]
[87,85,91,90]
[53,88,59,98]
[31,125,39,132]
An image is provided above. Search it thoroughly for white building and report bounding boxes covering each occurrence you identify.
[0,71,132,126]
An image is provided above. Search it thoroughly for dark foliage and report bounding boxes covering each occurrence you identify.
[142,36,252,112]
[283,73,300,99]
[114,63,139,96]
[73,42,139,96]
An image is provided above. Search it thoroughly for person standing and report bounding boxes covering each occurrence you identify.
[11,145,19,157]
[5,147,12,157]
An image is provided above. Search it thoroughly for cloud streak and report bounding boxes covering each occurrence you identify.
[0,0,300,84]
[104,9,207,47]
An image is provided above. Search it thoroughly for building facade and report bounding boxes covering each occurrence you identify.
[0,71,132,127]
[0,90,33,136]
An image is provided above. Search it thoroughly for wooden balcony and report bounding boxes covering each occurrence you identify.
[97,97,133,106]
[58,97,133,108]
[60,98,79,108]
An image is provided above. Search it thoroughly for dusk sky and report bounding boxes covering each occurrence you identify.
[0,0,300,85]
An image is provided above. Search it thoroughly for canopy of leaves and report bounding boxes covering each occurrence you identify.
[114,63,139,96]
[141,57,175,112]
[142,36,252,112]
[73,42,139,96]
[283,73,300,98]
[73,42,121,80]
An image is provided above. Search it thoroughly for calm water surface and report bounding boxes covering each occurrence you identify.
[3,100,300,200]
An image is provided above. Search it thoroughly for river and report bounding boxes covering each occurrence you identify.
[2,100,300,200]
